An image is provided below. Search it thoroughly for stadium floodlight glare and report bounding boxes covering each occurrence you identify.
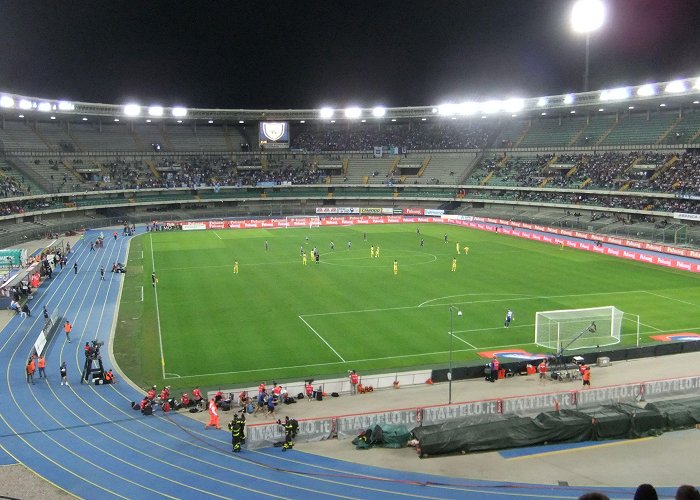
[299,120,306,123]
[0,96,13,108]
[330,120,336,123]
[82,117,88,121]
[659,103,666,107]
[541,112,547,116]
[437,103,457,116]
[148,105,164,117]
[598,108,604,111]
[571,0,605,33]
[18,99,32,110]
[344,106,361,119]
[361,119,366,123]
[457,101,478,116]
[636,84,656,97]
[694,101,700,105]
[37,102,52,112]
[123,104,141,116]
[208,120,214,124]
[391,118,397,122]
[537,97,548,106]
[319,107,334,119]
[50,116,56,120]
[421,117,427,121]
[481,100,502,114]
[238,120,245,124]
[600,87,629,101]
[172,106,188,117]
[18,114,24,118]
[665,80,687,93]
[57,100,74,111]
[503,98,524,113]
[146,119,152,123]
[372,106,386,118]
[113,118,120,122]
[563,94,575,104]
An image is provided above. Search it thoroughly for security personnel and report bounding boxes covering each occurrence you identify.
[228,414,245,452]
[281,416,298,451]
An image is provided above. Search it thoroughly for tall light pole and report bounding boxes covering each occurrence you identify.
[571,0,606,92]
[448,306,462,404]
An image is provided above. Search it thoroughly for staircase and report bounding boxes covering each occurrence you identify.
[480,171,494,186]
[656,116,682,145]
[595,120,619,146]
[222,126,237,152]
[513,123,531,148]
[579,178,592,189]
[144,159,162,180]
[649,155,679,182]
[416,155,431,177]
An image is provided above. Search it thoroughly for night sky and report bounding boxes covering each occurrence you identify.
[0,0,698,109]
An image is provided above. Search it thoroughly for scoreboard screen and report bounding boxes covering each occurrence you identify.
[259,121,289,149]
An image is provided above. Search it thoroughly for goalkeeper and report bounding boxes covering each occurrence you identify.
[504,309,514,328]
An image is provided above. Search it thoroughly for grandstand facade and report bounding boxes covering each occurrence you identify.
[1,79,700,247]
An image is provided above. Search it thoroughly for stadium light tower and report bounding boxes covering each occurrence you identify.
[571,0,606,92]
[448,306,462,404]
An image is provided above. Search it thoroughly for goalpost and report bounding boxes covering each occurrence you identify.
[284,215,321,228]
[534,306,637,352]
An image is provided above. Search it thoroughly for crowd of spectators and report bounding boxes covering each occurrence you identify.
[292,122,490,152]
[0,175,30,198]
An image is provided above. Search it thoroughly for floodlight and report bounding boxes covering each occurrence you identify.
[18,99,32,110]
[37,102,52,112]
[238,120,244,124]
[0,96,13,108]
[391,118,397,122]
[330,120,336,123]
[665,80,686,93]
[541,112,547,116]
[570,110,576,114]
[344,106,361,119]
[300,120,306,123]
[457,102,478,116]
[114,118,120,122]
[628,106,634,109]
[319,107,334,119]
[537,97,548,106]
[146,119,152,123]
[694,101,700,105]
[82,117,88,121]
[176,120,183,123]
[18,114,24,118]
[481,100,502,114]
[50,116,56,120]
[659,103,666,107]
[438,103,457,116]
[563,94,574,104]
[503,98,524,113]
[598,108,604,111]
[57,101,74,111]
[571,0,605,34]
[451,116,457,120]
[372,106,386,117]
[431,107,438,114]
[636,84,656,97]
[208,120,214,124]
[421,117,427,121]
[123,104,141,116]
[172,107,187,117]
[148,106,164,117]
[361,119,366,123]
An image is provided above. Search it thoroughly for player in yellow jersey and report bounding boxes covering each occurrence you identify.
[233,260,239,274]
[302,252,307,265]
[375,245,380,258]
[456,242,460,254]
[370,245,375,258]
[464,246,469,255]
[451,257,457,272]
[560,242,565,250]
[393,259,398,275]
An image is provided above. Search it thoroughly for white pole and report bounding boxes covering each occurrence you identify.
[636,314,640,347]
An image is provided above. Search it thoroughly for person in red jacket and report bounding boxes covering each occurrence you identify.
[37,356,47,380]
[205,397,221,430]
[349,370,359,395]
[489,357,500,382]
[26,358,36,385]
[192,387,204,409]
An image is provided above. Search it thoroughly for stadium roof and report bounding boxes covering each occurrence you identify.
[1,77,699,123]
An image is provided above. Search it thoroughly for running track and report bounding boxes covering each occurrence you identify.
[0,229,659,499]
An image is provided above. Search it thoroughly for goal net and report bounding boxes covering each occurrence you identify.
[284,215,321,228]
[535,306,624,352]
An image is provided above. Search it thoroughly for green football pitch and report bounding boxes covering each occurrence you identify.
[113,223,700,391]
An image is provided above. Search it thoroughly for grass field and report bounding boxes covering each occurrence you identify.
[113,222,700,391]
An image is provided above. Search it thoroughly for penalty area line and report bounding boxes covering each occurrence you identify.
[298,316,346,362]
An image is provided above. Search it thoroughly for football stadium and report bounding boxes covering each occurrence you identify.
[2,2,700,498]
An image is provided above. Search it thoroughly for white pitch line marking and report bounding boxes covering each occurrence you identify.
[298,316,346,362]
